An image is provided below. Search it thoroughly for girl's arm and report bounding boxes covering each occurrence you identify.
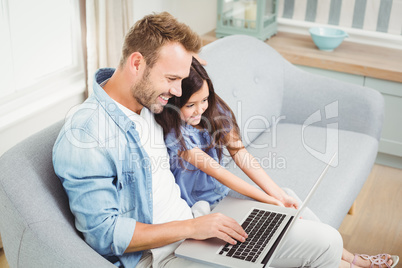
[179,148,284,206]
[226,131,299,209]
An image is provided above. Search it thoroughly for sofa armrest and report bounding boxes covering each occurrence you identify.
[17,221,115,268]
[281,61,384,141]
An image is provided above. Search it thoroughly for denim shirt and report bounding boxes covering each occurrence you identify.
[165,124,230,207]
[53,68,152,267]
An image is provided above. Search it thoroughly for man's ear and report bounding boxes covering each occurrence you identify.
[128,52,144,73]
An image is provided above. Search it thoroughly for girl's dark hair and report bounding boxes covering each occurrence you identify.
[155,57,243,162]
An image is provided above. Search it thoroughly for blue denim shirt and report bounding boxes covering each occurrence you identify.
[165,124,230,207]
[53,68,152,267]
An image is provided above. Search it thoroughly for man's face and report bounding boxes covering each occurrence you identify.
[131,42,193,114]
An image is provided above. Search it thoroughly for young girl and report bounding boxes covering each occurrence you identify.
[154,57,297,209]
[154,57,399,268]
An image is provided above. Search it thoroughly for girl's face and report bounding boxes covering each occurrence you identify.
[180,80,209,126]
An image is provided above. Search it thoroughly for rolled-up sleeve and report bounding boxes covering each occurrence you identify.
[112,217,136,255]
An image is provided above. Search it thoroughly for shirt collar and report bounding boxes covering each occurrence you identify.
[92,68,134,132]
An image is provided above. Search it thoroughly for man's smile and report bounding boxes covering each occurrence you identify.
[158,94,170,106]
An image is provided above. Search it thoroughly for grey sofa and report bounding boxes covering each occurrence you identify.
[0,35,383,267]
[0,121,115,267]
[200,35,384,228]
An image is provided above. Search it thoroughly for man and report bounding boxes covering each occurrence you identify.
[53,12,342,267]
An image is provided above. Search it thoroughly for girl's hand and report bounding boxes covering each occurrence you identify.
[280,194,299,209]
[271,199,285,207]
[193,53,207,65]
[263,195,285,207]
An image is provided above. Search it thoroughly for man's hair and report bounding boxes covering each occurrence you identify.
[119,12,201,68]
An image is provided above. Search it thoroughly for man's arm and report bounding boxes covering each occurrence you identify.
[53,126,137,256]
[125,213,248,253]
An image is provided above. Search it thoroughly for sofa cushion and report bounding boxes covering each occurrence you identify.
[224,123,378,228]
[200,35,285,147]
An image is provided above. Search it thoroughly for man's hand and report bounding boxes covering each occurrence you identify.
[187,213,248,245]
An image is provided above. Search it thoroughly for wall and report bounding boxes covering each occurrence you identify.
[0,0,217,156]
[133,0,217,35]
[0,1,87,156]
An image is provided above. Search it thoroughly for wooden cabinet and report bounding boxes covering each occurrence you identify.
[365,78,402,162]
[298,66,402,169]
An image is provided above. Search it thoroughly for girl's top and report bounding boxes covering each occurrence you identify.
[165,124,230,207]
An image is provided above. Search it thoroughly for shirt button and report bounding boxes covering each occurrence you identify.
[108,103,116,111]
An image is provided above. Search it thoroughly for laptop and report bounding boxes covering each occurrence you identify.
[175,153,337,268]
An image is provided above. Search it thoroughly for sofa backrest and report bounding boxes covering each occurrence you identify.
[199,35,285,147]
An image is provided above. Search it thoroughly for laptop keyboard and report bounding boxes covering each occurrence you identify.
[218,208,285,263]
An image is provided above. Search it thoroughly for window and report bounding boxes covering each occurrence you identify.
[0,0,85,129]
